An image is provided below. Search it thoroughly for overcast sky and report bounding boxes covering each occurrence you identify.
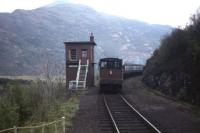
[0,0,199,27]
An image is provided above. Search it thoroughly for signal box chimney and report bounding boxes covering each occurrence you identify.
[90,33,94,42]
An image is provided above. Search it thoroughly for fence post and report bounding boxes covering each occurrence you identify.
[30,128,34,133]
[42,125,44,133]
[54,123,57,133]
[13,126,17,133]
[62,117,65,133]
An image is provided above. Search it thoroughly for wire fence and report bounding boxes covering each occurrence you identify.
[0,117,65,133]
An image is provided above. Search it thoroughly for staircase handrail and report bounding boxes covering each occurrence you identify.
[76,59,81,89]
[84,59,89,88]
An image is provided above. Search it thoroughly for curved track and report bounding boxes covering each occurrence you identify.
[99,94,161,133]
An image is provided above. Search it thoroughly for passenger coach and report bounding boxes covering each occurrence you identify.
[99,58,123,92]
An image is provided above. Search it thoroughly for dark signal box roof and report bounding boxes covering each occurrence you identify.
[64,41,96,45]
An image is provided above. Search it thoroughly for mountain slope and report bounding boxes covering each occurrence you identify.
[0,3,172,75]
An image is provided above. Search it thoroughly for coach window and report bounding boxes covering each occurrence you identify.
[69,49,77,61]
[82,49,88,58]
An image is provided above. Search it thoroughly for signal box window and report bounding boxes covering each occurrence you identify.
[82,49,88,58]
[70,49,77,60]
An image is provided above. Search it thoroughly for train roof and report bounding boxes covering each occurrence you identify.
[100,58,122,61]
[124,63,144,66]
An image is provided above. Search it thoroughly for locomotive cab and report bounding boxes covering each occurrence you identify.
[99,58,123,92]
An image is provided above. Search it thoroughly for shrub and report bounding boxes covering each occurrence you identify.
[0,97,19,129]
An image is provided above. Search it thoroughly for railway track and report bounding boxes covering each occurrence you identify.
[98,94,161,133]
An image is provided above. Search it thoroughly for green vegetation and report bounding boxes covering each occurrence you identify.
[143,8,200,105]
[0,77,79,130]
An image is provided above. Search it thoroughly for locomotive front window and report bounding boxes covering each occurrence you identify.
[100,60,122,69]
[100,61,107,68]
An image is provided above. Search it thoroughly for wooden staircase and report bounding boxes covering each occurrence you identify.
[69,59,89,90]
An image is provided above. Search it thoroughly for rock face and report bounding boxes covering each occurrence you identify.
[0,2,172,75]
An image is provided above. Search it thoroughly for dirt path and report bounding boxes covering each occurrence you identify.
[68,87,100,133]
[123,76,200,133]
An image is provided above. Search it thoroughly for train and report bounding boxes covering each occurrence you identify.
[99,58,123,92]
[123,63,144,79]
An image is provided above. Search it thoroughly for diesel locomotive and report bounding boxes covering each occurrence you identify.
[99,58,123,92]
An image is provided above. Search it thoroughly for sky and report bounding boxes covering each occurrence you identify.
[0,0,199,27]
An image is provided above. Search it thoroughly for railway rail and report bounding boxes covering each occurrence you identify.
[99,94,161,133]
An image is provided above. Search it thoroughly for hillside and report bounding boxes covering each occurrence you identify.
[0,2,172,75]
[143,9,200,105]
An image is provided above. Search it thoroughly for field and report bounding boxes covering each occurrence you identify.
[0,76,79,132]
